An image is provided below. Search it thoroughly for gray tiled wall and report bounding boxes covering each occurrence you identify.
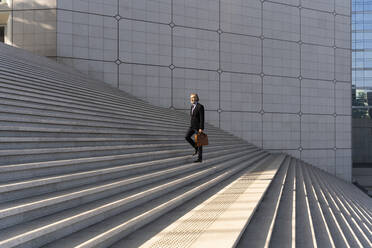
[53,0,352,180]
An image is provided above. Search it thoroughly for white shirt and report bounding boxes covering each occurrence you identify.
[192,103,197,114]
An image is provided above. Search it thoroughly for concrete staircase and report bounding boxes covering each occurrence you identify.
[0,42,370,248]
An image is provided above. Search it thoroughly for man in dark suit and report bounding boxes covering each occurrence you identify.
[185,93,204,163]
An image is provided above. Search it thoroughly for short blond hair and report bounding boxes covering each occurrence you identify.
[190,93,199,101]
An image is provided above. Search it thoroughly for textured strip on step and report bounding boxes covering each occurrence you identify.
[139,154,286,248]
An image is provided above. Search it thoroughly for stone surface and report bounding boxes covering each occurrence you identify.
[0,42,369,248]
[2,0,352,180]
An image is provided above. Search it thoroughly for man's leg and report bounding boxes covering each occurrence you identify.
[185,127,197,152]
[198,146,203,161]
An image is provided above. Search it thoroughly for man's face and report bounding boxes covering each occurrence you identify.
[190,95,197,104]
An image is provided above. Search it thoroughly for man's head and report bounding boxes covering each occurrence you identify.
[190,93,199,104]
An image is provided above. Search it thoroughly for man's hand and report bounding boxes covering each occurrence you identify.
[198,129,203,133]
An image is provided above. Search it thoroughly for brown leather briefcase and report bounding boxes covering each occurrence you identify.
[195,132,208,147]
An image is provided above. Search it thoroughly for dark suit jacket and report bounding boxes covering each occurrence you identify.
[190,103,204,130]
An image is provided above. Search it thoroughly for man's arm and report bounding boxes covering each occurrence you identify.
[199,105,204,132]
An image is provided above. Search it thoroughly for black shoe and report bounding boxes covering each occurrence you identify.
[193,159,202,163]
[192,147,198,156]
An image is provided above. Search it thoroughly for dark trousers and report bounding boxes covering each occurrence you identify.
[185,127,203,160]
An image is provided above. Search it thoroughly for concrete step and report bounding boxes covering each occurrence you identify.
[0,104,222,135]
[0,60,91,86]
[0,115,190,134]
[0,151,269,248]
[110,155,274,248]
[268,157,296,248]
[0,73,144,106]
[0,66,140,105]
[0,100,221,137]
[0,113,218,135]
[44,153,275,248]
[0,74,138,107]
[236,156,292,248]
[0,76,175,117]
[0,56,141,101]
[0,148,262,230]
[134,154,287,248]
[0,53,144,100]
[0,90,193,127]
[311,166,372,247]
[304,163,366,247]
[0,125,227,138]
[0,136,186,149]
[1,147,251,184]
[300,162,335,247]
[0,133,240,150]
[294,160,316,248]
[0,141,240,165]
[0,143,251,184]
[236,159,372,248]
[0,64,189,120]
[0,104,192,130]
[0,85,223,133]
[0,80,188,124]
[0,42,370,248]
[315,166,372,227]
[319,166,372,210]
[0,107,187,131]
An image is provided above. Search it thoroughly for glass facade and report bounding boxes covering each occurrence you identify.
[352,0,372,118]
